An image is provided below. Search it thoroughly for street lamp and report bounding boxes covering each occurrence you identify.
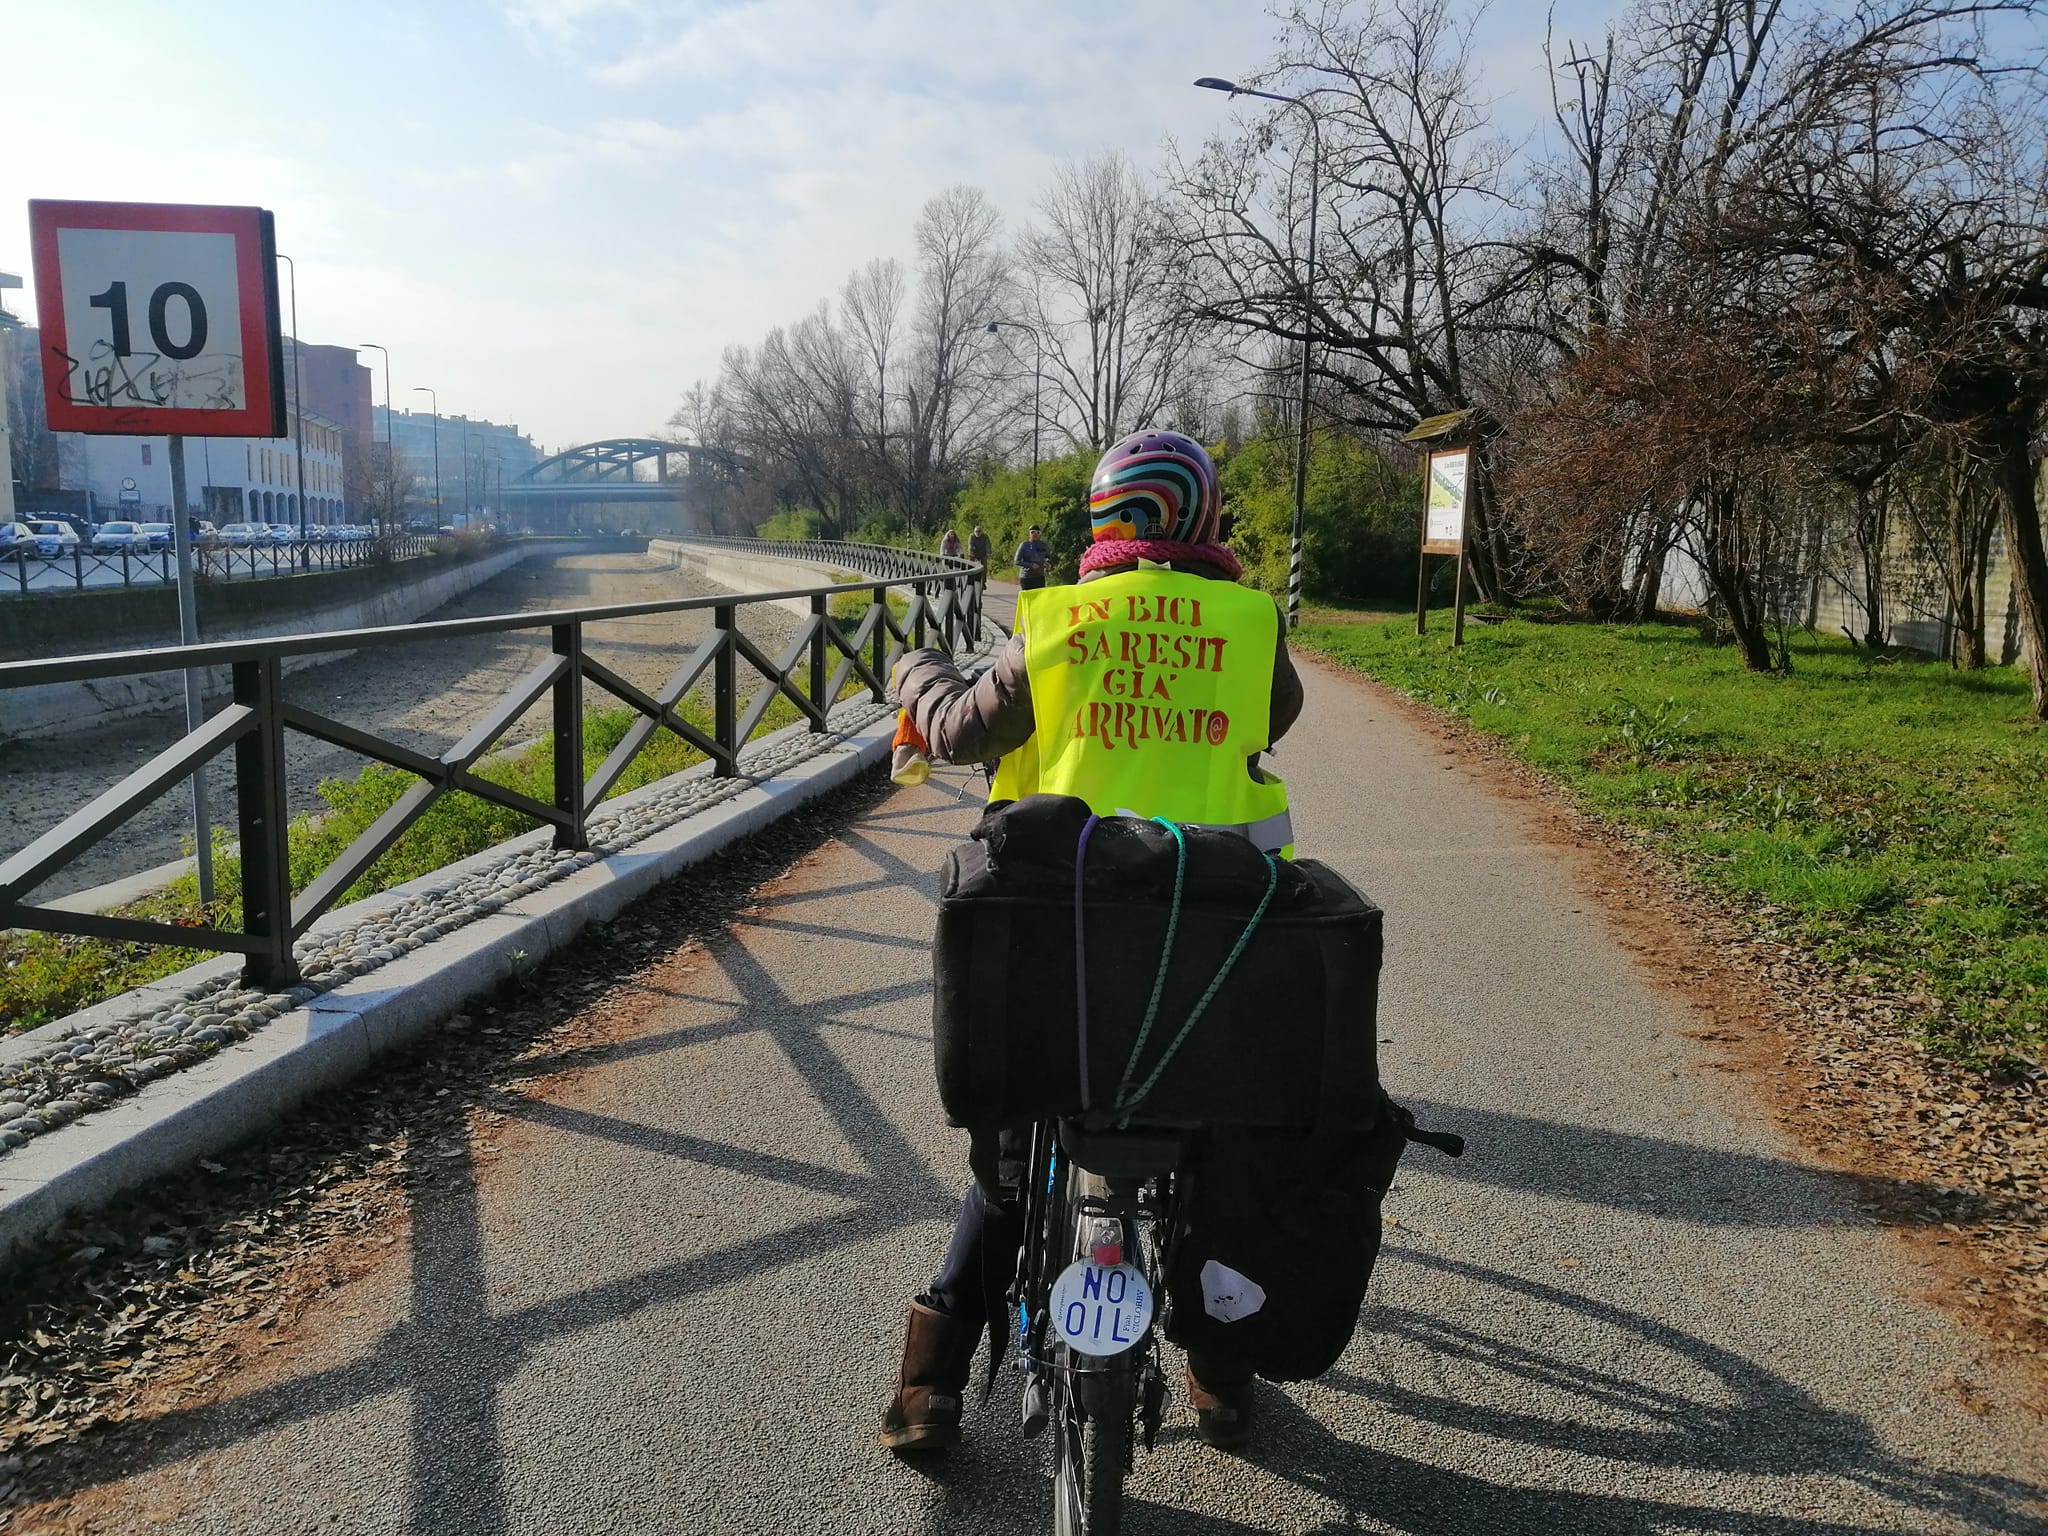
[1196,75,1326,628]
[411,386,441,529]
[358,342,393,532]
[985,320,1043,505]
[0,273,21,530]
[277,254,309,548]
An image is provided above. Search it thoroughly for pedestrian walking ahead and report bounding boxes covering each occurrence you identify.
[1014,524,1050,590]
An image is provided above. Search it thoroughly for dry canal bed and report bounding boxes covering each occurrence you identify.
[0,551,797,900]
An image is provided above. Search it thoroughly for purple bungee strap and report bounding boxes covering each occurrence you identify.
[1073,813,1101,1110]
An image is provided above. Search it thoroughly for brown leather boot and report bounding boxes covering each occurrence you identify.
[879,1301,979,1453]
[1185,1353,1256,1450]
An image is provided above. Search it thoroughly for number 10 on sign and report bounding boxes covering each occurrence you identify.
[28,199,285,437]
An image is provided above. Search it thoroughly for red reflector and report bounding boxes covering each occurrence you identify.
[1092,1242,1122,1266]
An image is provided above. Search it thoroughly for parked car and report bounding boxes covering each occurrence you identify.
[34,512,94,542]
[216,523,268,546]
[90,521,152,553]
[25,520,82,559]
[0,523,35,562]
[268,523,299,544]
[140,522,175,551]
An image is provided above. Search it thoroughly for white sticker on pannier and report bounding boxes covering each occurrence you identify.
[1200,1260,1267,1322]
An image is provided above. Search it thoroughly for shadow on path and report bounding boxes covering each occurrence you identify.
[1397,1096,2018,1231]
[19,820,955,1530]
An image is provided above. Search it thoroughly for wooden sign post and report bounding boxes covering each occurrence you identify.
[1405,409,1488,646]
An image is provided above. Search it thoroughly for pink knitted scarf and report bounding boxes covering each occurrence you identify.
[1079,538,1243,580]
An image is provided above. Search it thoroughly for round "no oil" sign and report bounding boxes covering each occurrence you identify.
[1049,1258,1155,1357]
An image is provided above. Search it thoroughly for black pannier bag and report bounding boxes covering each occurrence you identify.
[1163,1114,1406,1382]
[1162,1099,1463,1382]
[932,794,1383,1132]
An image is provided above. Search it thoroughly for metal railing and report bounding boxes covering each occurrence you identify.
[0,540,988,988]
[674,534,977,582]
[662,533,1003,634]
[0,533,490,596]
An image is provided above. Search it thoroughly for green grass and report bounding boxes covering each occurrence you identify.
[1296,616,2047,1073]
[1298,596,1410,625]
[0,676,873,1036]
[827,572,910,626]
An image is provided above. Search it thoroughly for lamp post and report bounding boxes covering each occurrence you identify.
[984,320,1043,505]
[358,342,393,532]
[1196,75,1326,628]
[278,254,310,553]
[0,272,21,530]
[411,386,441,528]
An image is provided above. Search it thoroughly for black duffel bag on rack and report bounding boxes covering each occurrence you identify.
[931,794,1384,1133]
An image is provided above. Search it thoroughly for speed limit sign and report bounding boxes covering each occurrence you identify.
[28,199,286,437]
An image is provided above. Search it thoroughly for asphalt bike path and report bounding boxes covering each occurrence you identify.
[33,653,2047,1534]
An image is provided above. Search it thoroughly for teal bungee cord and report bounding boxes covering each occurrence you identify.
[1112,819,1281,1121]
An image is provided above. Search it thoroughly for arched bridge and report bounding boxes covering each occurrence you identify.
[499,438,749,531]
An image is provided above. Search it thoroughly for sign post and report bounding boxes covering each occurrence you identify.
[165,433,213,899]
[0,271,20,529]
[28,199,286,908]
[1416,445,1472,645]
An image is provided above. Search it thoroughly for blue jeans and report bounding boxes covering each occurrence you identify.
[923,1181,1024,1327]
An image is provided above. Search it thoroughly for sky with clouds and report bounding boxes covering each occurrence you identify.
[4,0,1617,451]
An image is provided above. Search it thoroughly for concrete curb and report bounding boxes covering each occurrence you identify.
[0,707,900,1264]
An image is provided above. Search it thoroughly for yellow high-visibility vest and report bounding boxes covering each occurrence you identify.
[989,566,1294,855]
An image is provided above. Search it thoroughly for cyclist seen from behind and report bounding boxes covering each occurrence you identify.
[881,429,1302,1455]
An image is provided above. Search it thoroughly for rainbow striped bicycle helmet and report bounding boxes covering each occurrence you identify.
[1087,430,1221,546]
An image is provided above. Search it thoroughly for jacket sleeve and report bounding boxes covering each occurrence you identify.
[1269,604,1303,746]
[891,635,1037,764]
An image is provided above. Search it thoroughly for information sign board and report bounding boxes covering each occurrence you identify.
[1421,447,1469,554]
[28,199,285,437]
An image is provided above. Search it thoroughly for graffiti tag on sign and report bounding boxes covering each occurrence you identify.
[28,200,284,438]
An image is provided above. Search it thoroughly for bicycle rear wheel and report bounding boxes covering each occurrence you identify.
[1052,1363,1130,1536]
[1049,1165,1132,1536]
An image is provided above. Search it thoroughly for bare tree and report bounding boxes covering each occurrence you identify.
[1023,153,1197,451]
[5,330,62,495]
[1705,0,2048,710]
[1886,441,2005,666]
[684,187,1011,535]
[840,257,907,495]
[1165,0,1528,593]
[897,186,1011,529]
[667,378,731,451]
[714,308,864,534]
[1514,302,1826,670]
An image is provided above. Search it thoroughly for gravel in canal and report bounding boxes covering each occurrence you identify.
[0,552,797,898]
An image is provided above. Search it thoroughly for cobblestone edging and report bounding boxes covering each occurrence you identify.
[0,695,898,1162]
